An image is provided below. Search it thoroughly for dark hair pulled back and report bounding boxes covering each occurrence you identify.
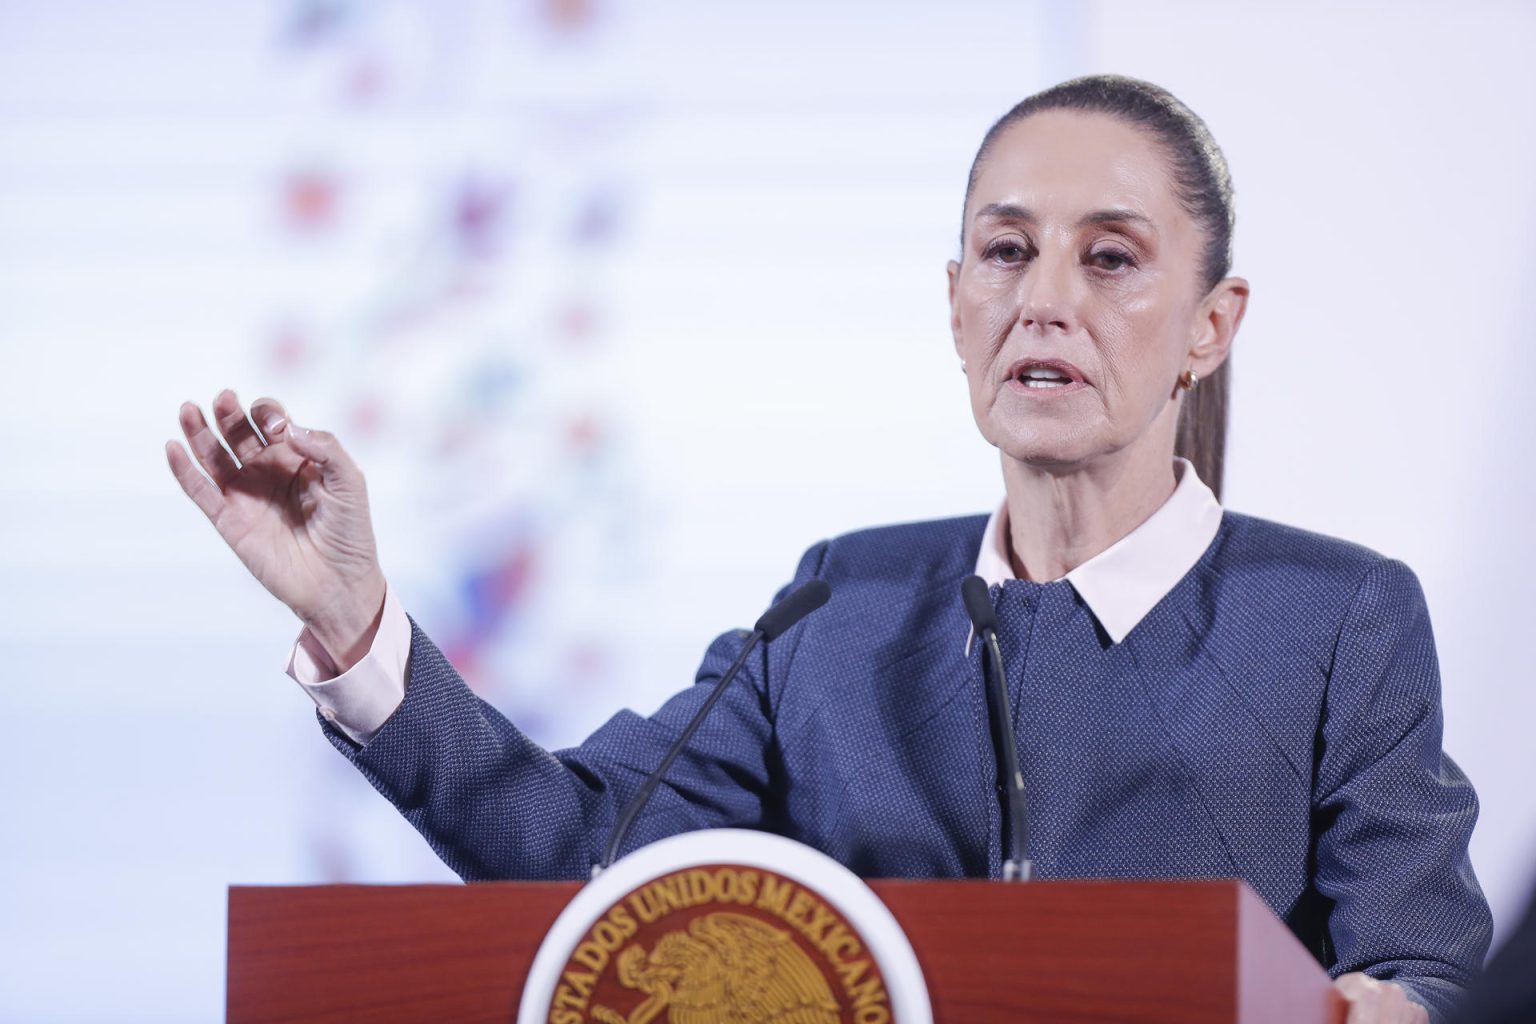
[962,75,1236,498]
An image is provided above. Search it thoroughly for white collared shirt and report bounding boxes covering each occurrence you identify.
[288,458,1223,743]
[971,457,1223,645]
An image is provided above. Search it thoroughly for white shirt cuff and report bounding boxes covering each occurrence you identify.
[283,584,410,746]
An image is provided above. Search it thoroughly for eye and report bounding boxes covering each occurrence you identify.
[983,239,1031,264]
[1088,248,1136,272]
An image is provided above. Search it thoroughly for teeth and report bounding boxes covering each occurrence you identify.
[1018,366,1072,389]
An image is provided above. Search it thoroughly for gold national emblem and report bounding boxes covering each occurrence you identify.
[546,864,895,1024]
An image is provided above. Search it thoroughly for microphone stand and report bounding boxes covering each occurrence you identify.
[962,575,1033,882]
[594,579,831,875]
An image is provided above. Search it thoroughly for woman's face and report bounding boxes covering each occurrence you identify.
[948,109,1243,471]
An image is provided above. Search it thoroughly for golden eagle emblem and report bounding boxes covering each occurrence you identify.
[590,911,840,1024]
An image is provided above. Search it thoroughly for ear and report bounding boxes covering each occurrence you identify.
[947,258,964,357]
[1188,276,1249,376]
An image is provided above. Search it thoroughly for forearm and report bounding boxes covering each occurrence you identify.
[321,614,614,880]
[316,614,780,880]
[1314,559,1492,1022]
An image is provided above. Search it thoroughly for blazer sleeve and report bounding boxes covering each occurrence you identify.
[1313,557,1492,1021]
[317,540,829,882]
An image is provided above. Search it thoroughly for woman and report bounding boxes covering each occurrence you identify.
[166,76,1489,1022]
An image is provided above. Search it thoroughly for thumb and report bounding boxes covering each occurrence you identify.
[285,424,359,488]
[282,421,327,462]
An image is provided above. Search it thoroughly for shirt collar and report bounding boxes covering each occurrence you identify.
[971,457,1223,645]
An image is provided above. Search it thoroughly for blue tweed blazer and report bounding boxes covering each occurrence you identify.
[325,510,1490,1016]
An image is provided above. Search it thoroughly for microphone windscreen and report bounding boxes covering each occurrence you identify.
[960,574,998,632]
[754,579,831,641]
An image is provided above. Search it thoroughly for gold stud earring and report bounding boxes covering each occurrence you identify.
[1179,369,1199,391]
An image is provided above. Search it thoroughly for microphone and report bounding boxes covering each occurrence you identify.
[596,578,832,874]
[961,574,1033,882]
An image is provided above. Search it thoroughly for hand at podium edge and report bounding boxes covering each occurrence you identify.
[1334,972,1430,1024]
[165,389,387,674]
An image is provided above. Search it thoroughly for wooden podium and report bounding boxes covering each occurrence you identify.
[228,878,1344,1023]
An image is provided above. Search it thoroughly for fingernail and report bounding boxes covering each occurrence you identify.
[292,425,310,440]
[263,415,287,434]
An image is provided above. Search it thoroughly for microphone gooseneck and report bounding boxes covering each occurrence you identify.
[597,579,832,874]
[960,574,1033,882]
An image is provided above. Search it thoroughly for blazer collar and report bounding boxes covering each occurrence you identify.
[973,457,1223,644]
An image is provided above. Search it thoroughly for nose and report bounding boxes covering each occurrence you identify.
[1015,247,1079,334]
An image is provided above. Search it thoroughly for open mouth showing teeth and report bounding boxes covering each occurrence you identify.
[1018,368,1073,388]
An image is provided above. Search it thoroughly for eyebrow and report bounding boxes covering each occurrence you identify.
[974,203,1154,230]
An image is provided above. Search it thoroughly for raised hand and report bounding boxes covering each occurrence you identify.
[165,389,387,672]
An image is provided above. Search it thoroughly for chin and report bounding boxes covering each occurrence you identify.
[975,388,1115,468]
[990,424,1104,468]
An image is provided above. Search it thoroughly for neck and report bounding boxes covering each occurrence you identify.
[1000,437,1179,582]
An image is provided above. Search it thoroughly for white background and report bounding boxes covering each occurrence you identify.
[1,2,1532,1019]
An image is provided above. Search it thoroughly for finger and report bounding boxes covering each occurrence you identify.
[165,440,225,522]
[178,401,238,486]
[211,388,264,466]
[1336,975,1391,1024]
[249,396,291,442]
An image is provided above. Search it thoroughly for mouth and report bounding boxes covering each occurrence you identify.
[1003,358,1088,394]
